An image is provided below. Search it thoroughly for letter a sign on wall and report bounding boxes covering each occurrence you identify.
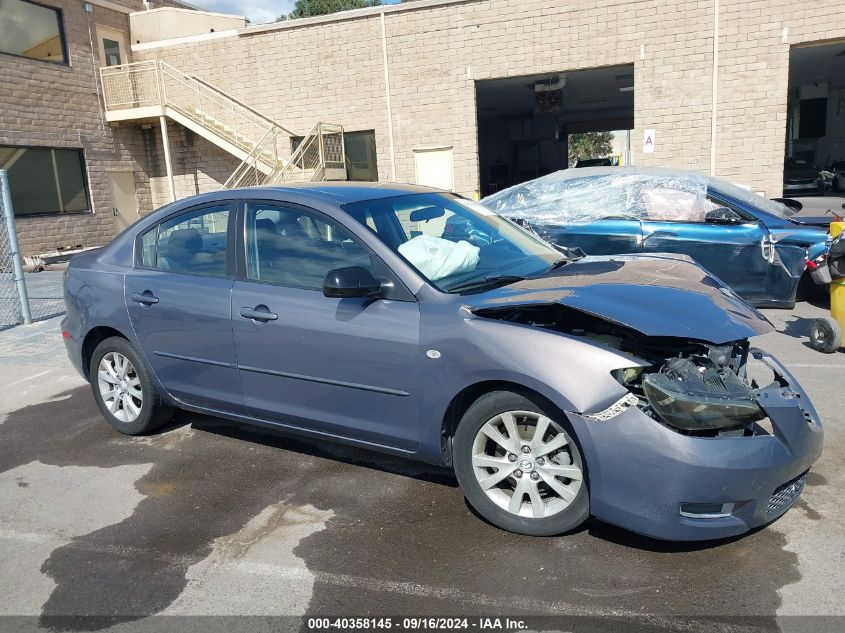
[643,129,656,154]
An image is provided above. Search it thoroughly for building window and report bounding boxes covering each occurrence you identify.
[290,130,379,182]
[0,0,68,64]
[345,131,379,182]
[0,147,90,216]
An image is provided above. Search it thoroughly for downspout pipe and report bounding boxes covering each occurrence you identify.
[710,0,719,176]
[380,12,397,182]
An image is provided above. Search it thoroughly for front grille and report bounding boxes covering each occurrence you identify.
[766,473,806,515]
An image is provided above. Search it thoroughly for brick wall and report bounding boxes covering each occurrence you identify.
[132,0,845,203]
[7,0,845,254]
[0,0,152,256]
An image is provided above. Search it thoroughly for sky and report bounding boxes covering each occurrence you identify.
[189,0,295,24]
[189,0,400,24]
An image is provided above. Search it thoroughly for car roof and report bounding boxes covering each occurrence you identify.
[181,182,442,208]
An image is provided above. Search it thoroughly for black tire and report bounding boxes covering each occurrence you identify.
[834,178,841,193]
[453,389,589,536]
[89,336,173,435]
[809,318,842,354]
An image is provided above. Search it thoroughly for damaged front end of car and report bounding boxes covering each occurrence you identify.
[466,276,823,540]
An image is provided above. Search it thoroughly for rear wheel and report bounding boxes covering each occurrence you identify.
[453,390,589,536]
[809,317,842,354]
[90,336,173,435]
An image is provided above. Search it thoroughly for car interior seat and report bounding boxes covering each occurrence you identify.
[159,228,203,272]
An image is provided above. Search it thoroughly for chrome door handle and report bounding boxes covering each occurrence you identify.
[240,305,278,322]
[131,292,159,305]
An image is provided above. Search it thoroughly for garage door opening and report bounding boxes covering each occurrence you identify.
[787,42,845,195]
[475,64,635,197]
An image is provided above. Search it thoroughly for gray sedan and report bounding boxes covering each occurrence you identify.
[61,183,822,540]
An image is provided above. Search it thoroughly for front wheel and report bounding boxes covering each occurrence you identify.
[453,390,589,536]
[90,336,173,435]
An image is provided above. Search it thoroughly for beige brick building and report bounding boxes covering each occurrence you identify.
[4,0,845,256]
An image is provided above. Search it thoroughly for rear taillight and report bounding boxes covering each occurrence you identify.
[806,253,828,270]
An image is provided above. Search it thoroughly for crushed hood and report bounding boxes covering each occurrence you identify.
[467,254,774,344]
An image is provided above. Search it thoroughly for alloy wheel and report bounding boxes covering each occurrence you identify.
[97,352,143,423]
[471,410,583,519]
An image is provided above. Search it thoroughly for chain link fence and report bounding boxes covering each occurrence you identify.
[0,187,21,330]
[1,170,66,331]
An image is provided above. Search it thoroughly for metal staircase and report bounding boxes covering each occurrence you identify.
[99,60,346,190]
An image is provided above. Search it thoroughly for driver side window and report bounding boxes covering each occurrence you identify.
[245,203,374,291]
[641,188,720,223]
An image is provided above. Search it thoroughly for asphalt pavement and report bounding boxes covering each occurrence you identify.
[0,300,842,633]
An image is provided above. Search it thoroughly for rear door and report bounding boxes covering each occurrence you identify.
[525,174,643,255]
[539,218,643,255]
[125,201,243,412]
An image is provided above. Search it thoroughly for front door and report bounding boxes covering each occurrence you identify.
[108,171,138,232]
[231,202,422,451]
[639,190,770,301]
[125,202,243,412]
[519,173,643,256]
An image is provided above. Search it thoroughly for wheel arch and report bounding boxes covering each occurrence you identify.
[439,380,577,466]
[80,326,130,381]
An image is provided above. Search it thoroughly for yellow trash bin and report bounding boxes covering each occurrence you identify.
[809,221,845,352]
[828,222,845,329]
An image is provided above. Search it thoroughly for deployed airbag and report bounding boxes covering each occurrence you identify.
[398,235,480,281]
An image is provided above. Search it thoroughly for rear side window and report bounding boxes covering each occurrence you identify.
[139,204,231,277]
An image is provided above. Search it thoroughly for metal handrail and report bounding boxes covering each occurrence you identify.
[222,126,282,189]
[188,73,295,138]
[99,61,346,187]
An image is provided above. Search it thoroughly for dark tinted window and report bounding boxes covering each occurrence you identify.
[0,146,88,216]
[345,131,378,181]
[0,0,66,64]
[245,203,373,290]
[140,205,230,276]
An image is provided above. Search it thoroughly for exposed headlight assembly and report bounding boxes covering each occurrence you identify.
[642,357,763,431]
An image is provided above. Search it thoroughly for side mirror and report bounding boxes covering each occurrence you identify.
[323,266,382,298]
[705,207,743,224]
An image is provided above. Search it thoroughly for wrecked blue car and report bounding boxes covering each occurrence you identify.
[483,167,830,307]
[62,184,822,541]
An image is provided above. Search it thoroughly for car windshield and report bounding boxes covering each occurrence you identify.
[342,192,562,292]
[708,176,797,219]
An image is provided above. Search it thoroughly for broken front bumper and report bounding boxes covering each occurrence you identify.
[568,350,823,541]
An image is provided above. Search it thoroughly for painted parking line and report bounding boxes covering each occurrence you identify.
[788,363,845,368]
[3,370,53,388]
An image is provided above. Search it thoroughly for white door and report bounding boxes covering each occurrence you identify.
[414,147,454,191]
[96,25,128,67]
[108,171,138,232]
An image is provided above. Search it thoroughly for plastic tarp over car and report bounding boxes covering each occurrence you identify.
[482,167,712,225]
[481,167,822,306]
